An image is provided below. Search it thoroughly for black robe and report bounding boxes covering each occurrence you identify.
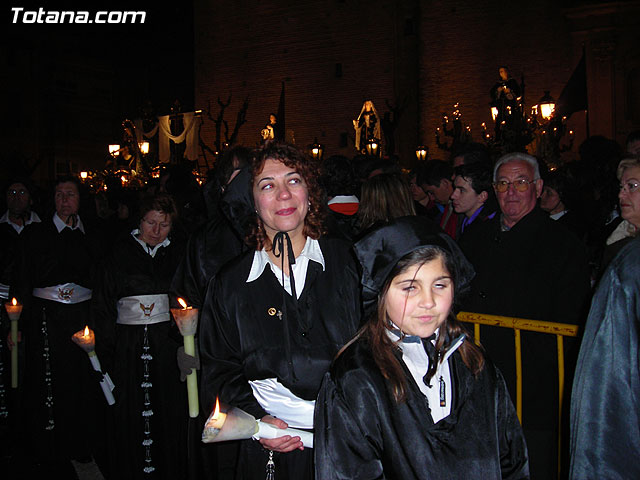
[459,207,591,478]
[569,236,640,479]
[13,216,104,465]
[91,232,187,480]
[314,338,529,480]
[199,236,362,479]
[171,166,254,310]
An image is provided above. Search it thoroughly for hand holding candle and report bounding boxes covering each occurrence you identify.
[71,326,115,405]
[202,398,314,448]
[5,298,23,388]
[171,298,199,418]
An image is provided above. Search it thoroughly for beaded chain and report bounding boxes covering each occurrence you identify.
[41,308,55,431]
[141,324,154,474]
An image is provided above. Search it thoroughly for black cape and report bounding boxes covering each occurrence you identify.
[569,236,640,479]
[171,166,254,309]
[314,337,529,479]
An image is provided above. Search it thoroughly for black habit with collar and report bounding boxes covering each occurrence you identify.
[199,236,361,479]
[314,337,529,480]
[12,216,104,465]
[90,232,187,480]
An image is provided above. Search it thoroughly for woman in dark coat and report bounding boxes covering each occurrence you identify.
[314,216,529,479]
[91,192,187,480]
[199,143,361,479]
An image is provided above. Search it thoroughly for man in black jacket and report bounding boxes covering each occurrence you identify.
[459,152,591,479]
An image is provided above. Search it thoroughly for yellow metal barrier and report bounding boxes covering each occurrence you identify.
[457,311,580,478]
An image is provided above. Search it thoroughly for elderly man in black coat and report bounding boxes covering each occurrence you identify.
[459,152,591,479]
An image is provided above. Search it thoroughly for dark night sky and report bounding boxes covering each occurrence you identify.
[4,2,195,119]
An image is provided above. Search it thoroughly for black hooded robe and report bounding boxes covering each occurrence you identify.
[314,338,529,480]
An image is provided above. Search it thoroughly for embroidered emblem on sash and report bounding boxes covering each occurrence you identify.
[58,287,74,301]
[140,303,155,317]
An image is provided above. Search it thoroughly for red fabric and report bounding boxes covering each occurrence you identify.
[439,204,459,239]
[329,202,359,216]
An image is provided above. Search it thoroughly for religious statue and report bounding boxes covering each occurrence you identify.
[490,67,522,125]
[353,100,381,153]
[260,113,282,143]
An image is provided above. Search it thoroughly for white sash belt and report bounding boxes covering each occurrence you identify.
[33,283,92,304]
[249,378,315,429]
[0,283,9,300]
[116,294,170,325]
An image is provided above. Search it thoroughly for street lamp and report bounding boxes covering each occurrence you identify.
[538,91,556,121]
[109,144,120,157]
[309,138,324,161]
[365,137,380,157]
[415,146,429,162]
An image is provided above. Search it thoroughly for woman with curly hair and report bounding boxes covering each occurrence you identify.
[199,143,362,479]
[315,216,529,479]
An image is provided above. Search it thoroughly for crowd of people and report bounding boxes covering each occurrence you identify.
[0,131,639,480]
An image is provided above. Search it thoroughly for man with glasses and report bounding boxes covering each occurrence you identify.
[459,152,591,479]
[1,178,41,301]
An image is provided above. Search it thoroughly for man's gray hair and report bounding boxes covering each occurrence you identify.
[493,152,541,181]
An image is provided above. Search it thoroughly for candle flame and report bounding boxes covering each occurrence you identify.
[84,325,90,336]
[178,298,188,309]
[12,298,17,306]
[213,397,220,419]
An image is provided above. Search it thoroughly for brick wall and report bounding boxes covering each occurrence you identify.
[195,0,640,167]
[194,0,419,163]
[419,0,578,160]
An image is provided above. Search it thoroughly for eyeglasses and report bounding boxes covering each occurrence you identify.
[493,179,535,193]
[619,181,640,194]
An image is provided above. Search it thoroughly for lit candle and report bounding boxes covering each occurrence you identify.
[5,298,22,389]
[202,399,314,447]
[171,298,199,418]
[71,326,115,405]
[208,397,227,431]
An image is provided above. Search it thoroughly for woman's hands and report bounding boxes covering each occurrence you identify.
[259,415,304,452]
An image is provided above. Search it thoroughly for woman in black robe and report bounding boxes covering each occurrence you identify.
[91,192,187,480]
[199,143,361,479]
[314,216,529,479]
[12,176,104,476]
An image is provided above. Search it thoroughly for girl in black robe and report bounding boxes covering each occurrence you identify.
[199,143,361,479]
[91,193,187,480]
[314,216,529,479]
